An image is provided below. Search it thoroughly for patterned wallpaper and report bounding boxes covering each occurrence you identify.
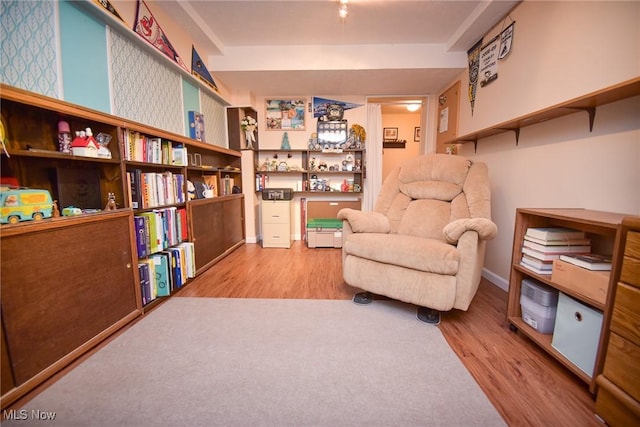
[110,30,183,135]
[2,1,229,146]
[201,91,228,149]
[0,0,58,97]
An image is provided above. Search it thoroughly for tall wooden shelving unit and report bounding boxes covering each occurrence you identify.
[0,84,244,409]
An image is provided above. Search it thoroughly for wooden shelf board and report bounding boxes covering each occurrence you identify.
[508,317,592,385]
[513,265,606,311]
[453,77,640,146]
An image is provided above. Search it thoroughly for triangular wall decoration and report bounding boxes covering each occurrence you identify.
[312,97,363,118]
[191,46,218,92]
[94,0,126,24]
[133,0,188,72]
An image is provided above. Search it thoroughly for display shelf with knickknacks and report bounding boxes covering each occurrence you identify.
[255,148,364,195]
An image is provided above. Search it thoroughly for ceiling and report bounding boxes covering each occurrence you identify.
[154,0,519,98]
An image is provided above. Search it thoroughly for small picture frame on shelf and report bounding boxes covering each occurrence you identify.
[188,111,206,142]
[414,127,421,142]
[383,127,398,141]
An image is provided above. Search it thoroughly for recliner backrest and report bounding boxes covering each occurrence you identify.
[374,154,491,240]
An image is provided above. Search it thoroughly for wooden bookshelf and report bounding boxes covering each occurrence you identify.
[0,84,244,409]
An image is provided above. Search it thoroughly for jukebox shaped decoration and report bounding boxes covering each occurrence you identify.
[317,104,347,151]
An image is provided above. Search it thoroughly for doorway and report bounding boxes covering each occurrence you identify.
[368,97,425,182]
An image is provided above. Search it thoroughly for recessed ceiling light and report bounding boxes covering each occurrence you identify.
[406,104,420,112]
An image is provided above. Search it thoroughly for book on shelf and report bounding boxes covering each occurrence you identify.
[522,239,591,254]
[521,246,563,261]
[525,227,586,241]
[138,262,151,306]
[139,258,157,301]
[150,253,171,297]
[520,261,552,275]
[523,234,591,246]
[521,254,553,271]
[559,253,612,271]
[134,215,150,258]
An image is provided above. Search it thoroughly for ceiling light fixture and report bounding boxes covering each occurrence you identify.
[406,103,421,112]
[339,0,348,19]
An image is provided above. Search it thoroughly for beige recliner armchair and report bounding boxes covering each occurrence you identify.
[338,154,497,324]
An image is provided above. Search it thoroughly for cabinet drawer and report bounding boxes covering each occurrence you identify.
[262,202,291,224]
[603,332,640,402]
[621,231,640,288]
[595,377,640,427]
[263,223,292,248]
[611,282,640,344]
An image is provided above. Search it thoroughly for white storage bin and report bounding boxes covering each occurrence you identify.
[551,293,603,377]
[520,293,557,334]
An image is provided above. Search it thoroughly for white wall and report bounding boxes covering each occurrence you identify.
[447,1,640,289]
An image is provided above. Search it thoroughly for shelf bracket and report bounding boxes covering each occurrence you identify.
[565,107,597,132]
[457,139,478,153]
[496,128,521,146]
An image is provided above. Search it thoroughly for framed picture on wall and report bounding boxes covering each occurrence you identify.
[265,99,306,130]
[383,127,398,141]
[414,127,421,142]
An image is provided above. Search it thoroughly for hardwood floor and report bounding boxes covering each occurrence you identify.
[179,241,603,427]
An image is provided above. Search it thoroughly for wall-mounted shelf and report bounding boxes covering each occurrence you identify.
[452,77,640,152]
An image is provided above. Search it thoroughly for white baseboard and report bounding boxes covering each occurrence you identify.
[245,236,258,244]
[482,268,508,292]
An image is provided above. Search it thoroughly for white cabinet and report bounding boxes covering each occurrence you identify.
[261,200,293,248]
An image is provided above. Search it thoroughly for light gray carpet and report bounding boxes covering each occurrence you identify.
[6,298,505,427]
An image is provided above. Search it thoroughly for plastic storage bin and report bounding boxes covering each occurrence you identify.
[520,293,557,334]
[521,278,559,306]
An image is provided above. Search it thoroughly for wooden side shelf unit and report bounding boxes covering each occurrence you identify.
[507,208,629,393]
[453,77,640,151]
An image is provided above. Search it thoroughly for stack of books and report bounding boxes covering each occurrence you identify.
[520,227,591,275]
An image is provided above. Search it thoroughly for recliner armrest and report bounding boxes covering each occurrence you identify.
[337,208,390,234]
[443,218,497,243]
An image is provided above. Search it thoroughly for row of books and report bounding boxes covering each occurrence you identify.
[520,227,612,274]
[138,242,195,306]
[123,130,188,166]
[127,170,186,209]
[134,207,188,258]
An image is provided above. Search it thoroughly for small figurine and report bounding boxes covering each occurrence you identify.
[52,200,60,217]
[104,192,117,211]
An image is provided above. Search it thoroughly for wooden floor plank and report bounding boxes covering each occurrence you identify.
[179,242,602,426]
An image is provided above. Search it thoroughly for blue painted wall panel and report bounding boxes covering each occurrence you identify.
[59,0,110,112]
[182,79,200,137]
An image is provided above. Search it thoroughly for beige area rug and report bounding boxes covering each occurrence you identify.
[5,298,505,427]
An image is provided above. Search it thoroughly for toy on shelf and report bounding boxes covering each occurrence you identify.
[0,187,53,224]
[104,192,117,211]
